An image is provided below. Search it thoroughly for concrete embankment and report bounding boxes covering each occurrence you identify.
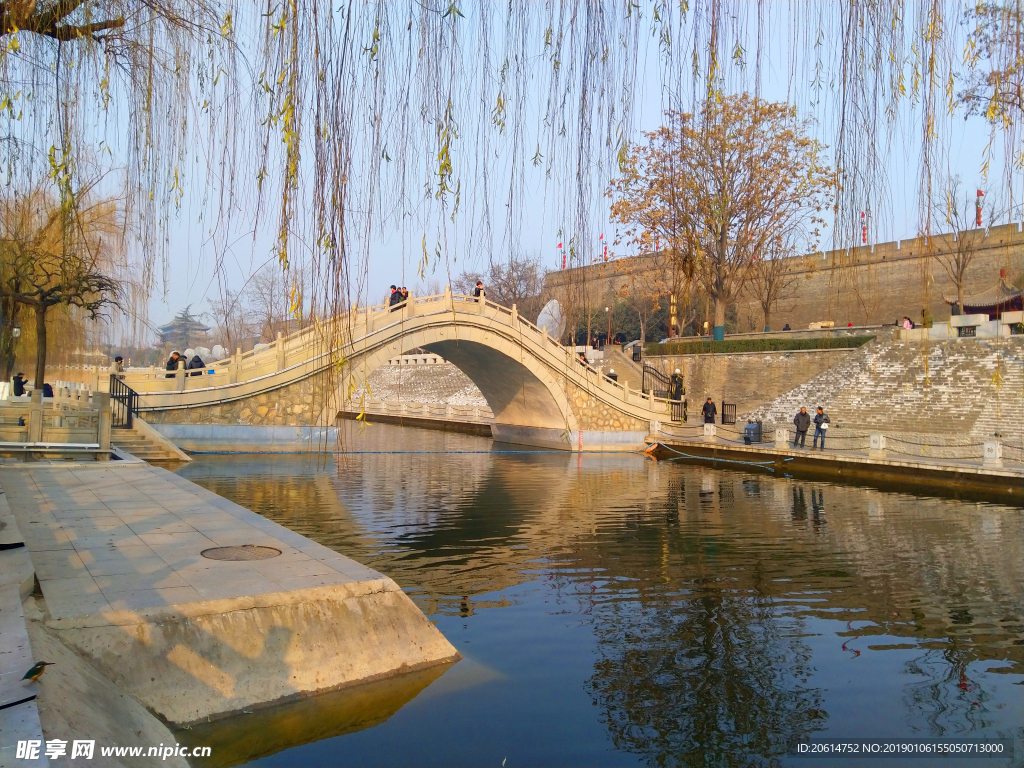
[648,435,1023,502]
[1,461,459,726]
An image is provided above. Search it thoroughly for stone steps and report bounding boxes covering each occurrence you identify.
[742,338,1024,440]
[111,427,186,462]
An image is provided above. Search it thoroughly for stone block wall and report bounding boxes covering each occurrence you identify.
[645,347,866,415]
[542,223,1023,332]
[143,373,334,427]
[743,337,1024,439]
[349,364,488,406]
[565,381,650,432]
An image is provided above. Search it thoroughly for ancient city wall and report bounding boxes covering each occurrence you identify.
[541,223,1023,331]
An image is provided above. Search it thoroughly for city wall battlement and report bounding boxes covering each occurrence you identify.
[542,223,1023,331]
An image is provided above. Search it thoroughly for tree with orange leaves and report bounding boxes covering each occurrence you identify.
[609,94,833,338]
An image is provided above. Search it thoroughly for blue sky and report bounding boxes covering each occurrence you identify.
[115,3,1020,339]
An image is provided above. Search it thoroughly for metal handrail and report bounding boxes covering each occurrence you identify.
[109,375,139,429]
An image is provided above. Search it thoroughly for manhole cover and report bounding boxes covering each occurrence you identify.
[201,545,282,561]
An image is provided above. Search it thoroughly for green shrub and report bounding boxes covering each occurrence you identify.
[644,335,875,356]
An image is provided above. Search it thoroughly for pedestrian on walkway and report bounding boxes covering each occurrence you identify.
[813,406,830,450]
[388,285,401,311]
[12,372,26,397]
[473,280,485,301]
[793,407,811,448]
[702,398,717,424]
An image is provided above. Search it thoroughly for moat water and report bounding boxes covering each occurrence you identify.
[173,423,1022,768]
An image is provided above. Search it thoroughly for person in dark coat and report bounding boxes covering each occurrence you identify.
[41,382,54,398]
[701,398,717,424]
[670,369,684,401]
[187,354,206,377]
[793,407,812,448]
[165,351,182,379]
[388,285,401,311]
[11,372,26,397]
[813,406,830,450]
[473,280,484,301]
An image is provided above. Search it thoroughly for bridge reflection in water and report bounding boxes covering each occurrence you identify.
[175,423,1022,768]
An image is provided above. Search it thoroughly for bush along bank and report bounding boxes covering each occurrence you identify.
[645,335,876,356]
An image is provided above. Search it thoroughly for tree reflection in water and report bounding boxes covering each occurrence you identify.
[579,519,826,766]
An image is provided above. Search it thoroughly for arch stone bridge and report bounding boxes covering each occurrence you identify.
[127,291,675,451]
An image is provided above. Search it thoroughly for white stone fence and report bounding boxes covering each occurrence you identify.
[899,310,1023,341]
[386,354,448,366]
[344,398,494,424]
[0,389,112,452]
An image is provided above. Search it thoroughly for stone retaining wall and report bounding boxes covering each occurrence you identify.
[143,373,330,427]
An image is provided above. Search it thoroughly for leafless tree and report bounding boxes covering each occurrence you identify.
[746,249,797,331]
[932,177,1004,305]
[207,289,253,352]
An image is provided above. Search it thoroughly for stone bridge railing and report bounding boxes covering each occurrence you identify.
[118,292,672,406]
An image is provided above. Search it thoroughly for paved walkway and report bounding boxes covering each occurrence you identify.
[1,462,382,620]
[0,482,48,767]
[0,460,457,725]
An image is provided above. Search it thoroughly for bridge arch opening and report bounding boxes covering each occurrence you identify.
[341,328,579,445]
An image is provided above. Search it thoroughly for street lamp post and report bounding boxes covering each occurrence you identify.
[605,307,610,348]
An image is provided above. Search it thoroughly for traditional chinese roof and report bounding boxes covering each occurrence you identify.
[945,278,1022,315]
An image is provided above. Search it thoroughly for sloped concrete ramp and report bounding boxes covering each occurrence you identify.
[1,461,458,724]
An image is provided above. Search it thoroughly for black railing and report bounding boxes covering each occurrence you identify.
[109,375,139,429]
[671,399,687,423]
[721,402,737,425]
[642,363,671,400]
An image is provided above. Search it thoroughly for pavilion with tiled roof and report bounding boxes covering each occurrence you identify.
[945,277,1022,317]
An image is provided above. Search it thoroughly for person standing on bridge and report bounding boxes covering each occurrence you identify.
[188,352,206,377]
[388,285,401,311]
[473,280,484,302]
[702,398,717,424]
[165,351,182,379]
[793,407,811,448]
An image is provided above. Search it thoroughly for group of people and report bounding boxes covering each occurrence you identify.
[165,350,206,378]
[387,281,485,310]
[10,372,54,399]
[388,285,410,310]
[699,397,831,451]
[792,406,830,450]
